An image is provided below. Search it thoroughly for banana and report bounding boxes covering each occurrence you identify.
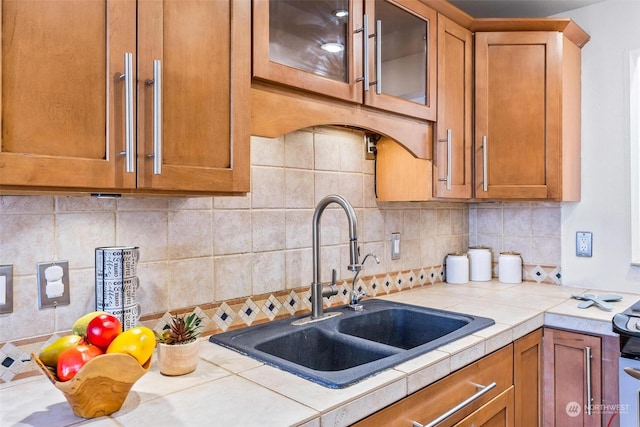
[71,311,107,336]
[38,334,83,367]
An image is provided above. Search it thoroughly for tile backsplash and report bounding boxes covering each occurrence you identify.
[0,126,561,381]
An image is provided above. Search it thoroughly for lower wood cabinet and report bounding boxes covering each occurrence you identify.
[353,329,543,427]
[542,327,620,427]
[514,328,543,427]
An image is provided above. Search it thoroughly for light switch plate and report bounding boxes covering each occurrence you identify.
[391,232,401,260]
[37,261,71,309]
[0,265,13,314]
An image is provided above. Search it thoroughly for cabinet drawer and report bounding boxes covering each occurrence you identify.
[454,386,515,427]
[354,344,514,427]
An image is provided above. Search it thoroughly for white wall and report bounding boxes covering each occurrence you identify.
[560,0,640,291]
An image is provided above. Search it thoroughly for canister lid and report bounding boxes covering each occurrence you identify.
[468,246,490,251]
[499,251,521,256]
[447,252,467,257]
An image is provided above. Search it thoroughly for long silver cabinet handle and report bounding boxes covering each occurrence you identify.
[412,382,497,427]
[482,135,488,192]
[375,19,382,94]
[356,16,369,90]
[437,129,452,190]
[146,59,162,175]
[119,52,135,173]
[586,346,592,415]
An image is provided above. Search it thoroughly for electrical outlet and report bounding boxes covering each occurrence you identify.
[0,265,13,314]
[576,232,593,257]
[364,134,378,160]
[37,261,71,309]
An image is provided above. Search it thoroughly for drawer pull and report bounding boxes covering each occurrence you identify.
[482,135,488,192]
[437,129,452,190]
[586,346,592,415]
[412,382,497,427]
[146,59,163,175]
[119,52,135,173]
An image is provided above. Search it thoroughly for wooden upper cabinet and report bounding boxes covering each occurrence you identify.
[136,0,250,193]
[0,0,136,190]
[0,0,250,195]
[252,0,436,121]
[474,25,585,200]
[433,14,472,199]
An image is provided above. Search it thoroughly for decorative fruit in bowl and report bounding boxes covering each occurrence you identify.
[32,311,156,418]
[33,352,151,418]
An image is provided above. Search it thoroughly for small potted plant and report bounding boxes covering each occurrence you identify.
[156,312,203,376]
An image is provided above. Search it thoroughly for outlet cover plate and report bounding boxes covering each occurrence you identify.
[0,265,13,314]
[576,231,593,257]
[37,261,71,309]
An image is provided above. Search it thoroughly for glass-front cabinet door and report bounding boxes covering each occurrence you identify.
[253,0,363,103]
[363,0,436,120]
[252,0,436,121]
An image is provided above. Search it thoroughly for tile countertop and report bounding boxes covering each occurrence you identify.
[2,281,636,427]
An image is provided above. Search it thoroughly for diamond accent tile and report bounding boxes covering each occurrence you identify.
[212,302,237,332]
[368,276,381,296]
[337,281,351,304]
[239,298,260,326]
[193,306,212,331]
[417,268,428,286]
[549,266,562,285]
[261,294,282,321]
[381,274,393,294]
[428,267,438,284]
[283,290,302,315]
[528,265,547,283]
[0,343,29,382]
[393,272,405,292]
[301,288,313,309]
[406,270,417,288]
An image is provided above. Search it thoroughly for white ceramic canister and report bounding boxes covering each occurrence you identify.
[468,246,492,282]
[498,251,522,284]
[446,252,469,284]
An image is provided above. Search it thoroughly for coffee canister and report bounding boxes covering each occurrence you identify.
[95,246,141,330]
[498,251,522,284]
[446,252,469,284]
[468,246,492,282]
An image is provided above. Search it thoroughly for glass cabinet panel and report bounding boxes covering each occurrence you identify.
[268,0,349,82]
[375,0,427,105]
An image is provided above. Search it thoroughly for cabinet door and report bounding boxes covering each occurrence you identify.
[137,0,250,193]
[0,0,136,190]
[364,0,436,120]
[543,328,602,427]
[454,387,515,427]
[514,329,542,427]
[252,0,362,103]
[474,31,561,199]
[433,14,472,199]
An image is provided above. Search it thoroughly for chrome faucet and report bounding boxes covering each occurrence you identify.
[349,252,380,310]
[310,194,361,320]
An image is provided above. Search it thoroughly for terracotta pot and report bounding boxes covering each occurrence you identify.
[157,340,200,376]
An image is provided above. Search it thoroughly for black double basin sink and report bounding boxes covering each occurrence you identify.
[209,299,494,388]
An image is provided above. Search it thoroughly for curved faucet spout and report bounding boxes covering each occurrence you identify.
[311,194,361,319]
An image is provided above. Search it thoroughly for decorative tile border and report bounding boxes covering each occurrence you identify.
[0,263,559,383]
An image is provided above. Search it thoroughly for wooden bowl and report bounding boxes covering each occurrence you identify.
[32,352,151,418]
